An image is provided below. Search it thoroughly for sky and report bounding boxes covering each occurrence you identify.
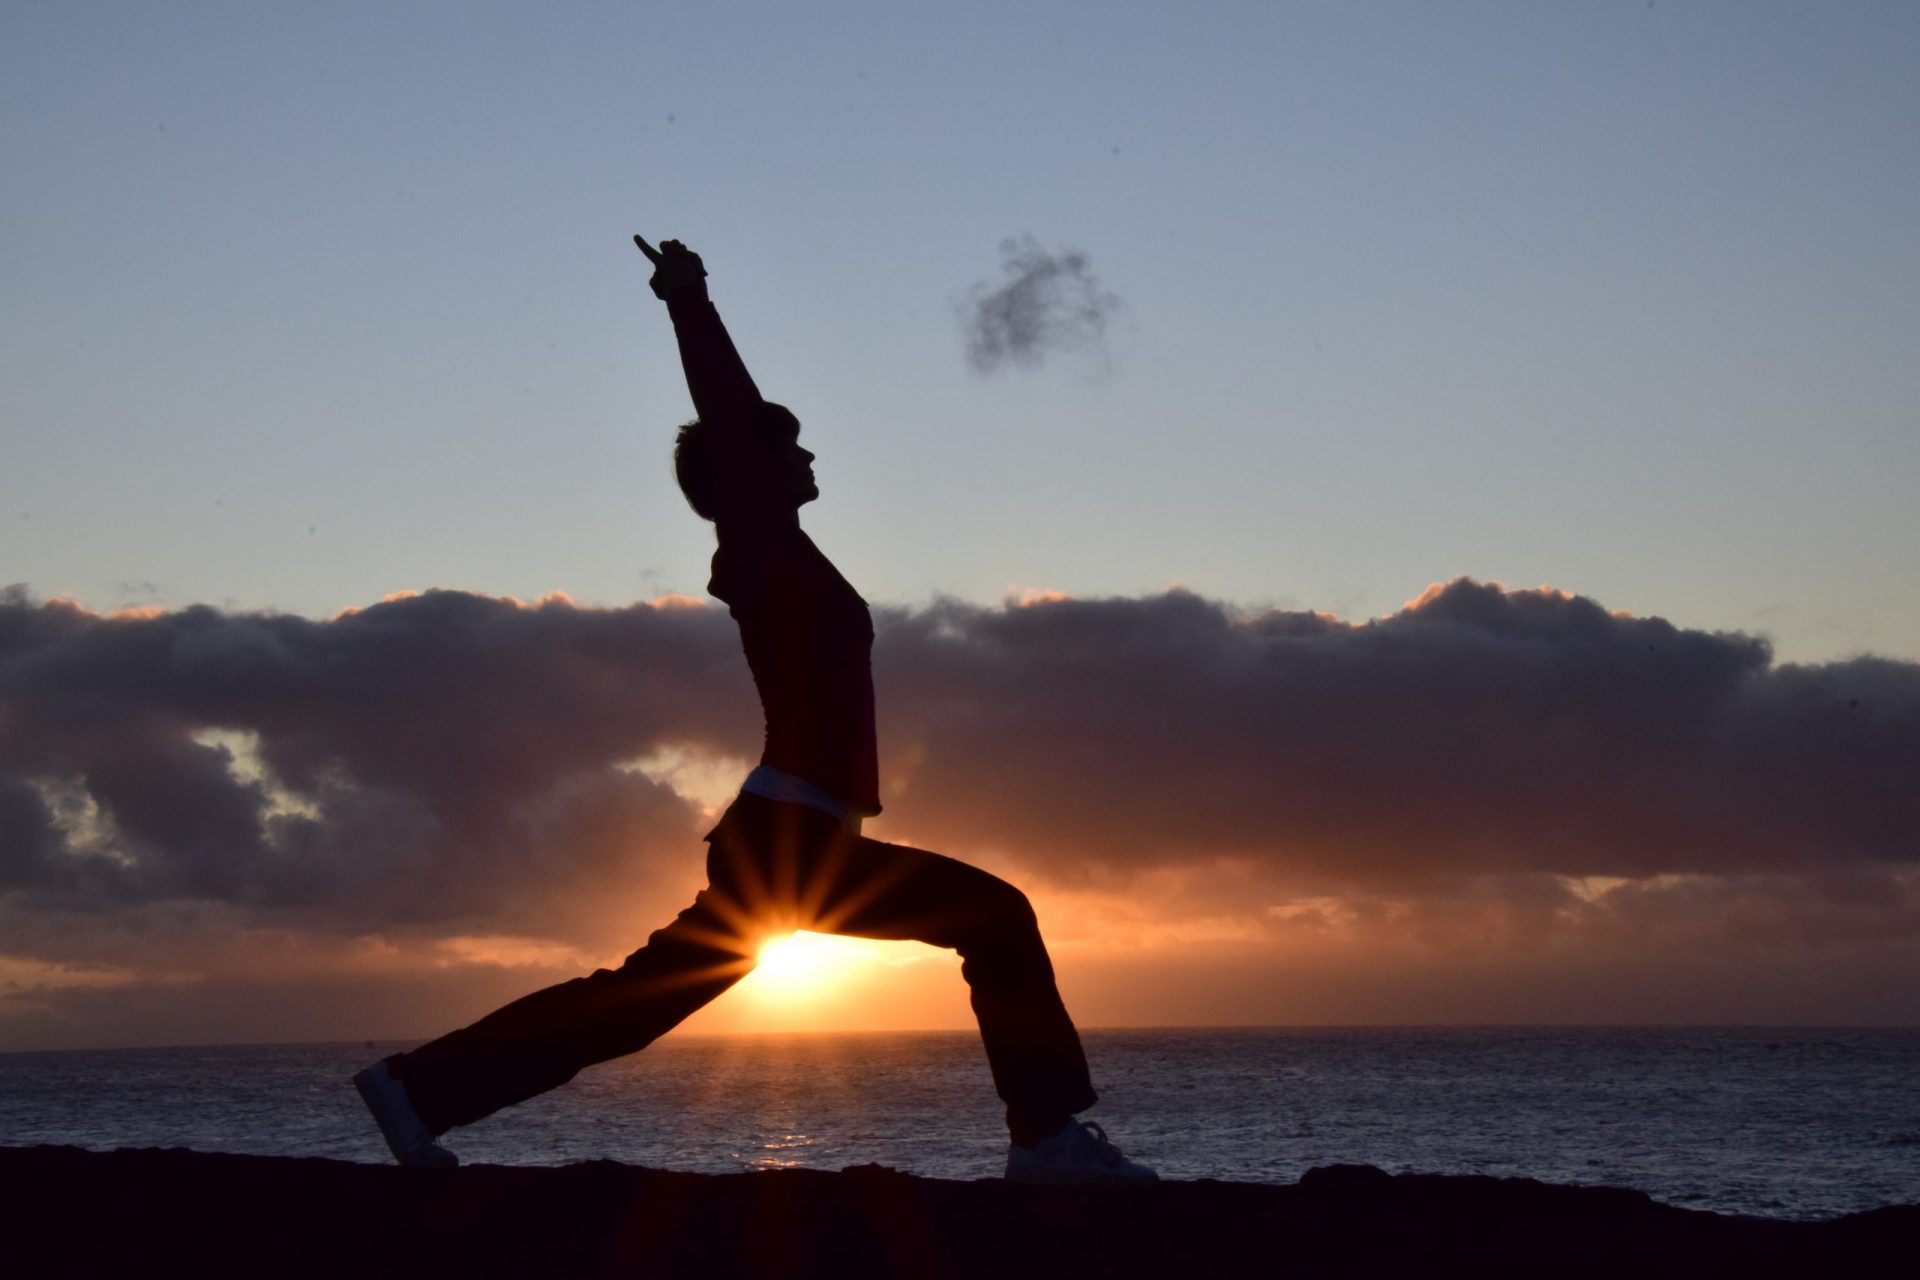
[3,2,1918,1049]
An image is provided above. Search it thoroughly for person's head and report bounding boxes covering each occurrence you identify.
[673,401,817,521]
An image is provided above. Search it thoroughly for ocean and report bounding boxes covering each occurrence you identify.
[2,1027,1915,1220]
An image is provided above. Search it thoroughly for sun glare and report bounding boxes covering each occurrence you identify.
[746,930,873,1001]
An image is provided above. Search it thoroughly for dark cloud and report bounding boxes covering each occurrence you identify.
[2,579,1917,963]
[877,579,1920,883]
[957,236,1122,374]
[5,578,1920,1040]
[0,586,750,930]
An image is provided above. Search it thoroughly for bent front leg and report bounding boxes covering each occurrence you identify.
[769,818,1099,1142]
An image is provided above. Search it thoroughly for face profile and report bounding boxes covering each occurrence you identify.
[753,402,815,507]
[670,402,816,521]
[781,437,819,506]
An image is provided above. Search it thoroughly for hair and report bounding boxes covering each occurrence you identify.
[673,402,801,521]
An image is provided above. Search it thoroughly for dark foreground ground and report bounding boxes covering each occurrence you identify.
[4,1145,1914,1279]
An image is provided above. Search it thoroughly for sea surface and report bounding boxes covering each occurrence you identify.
[2,1027,1916,1220]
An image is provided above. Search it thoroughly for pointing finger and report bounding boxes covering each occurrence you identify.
[632,234,662,263]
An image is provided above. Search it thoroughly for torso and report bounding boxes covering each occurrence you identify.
[708,521,882,816]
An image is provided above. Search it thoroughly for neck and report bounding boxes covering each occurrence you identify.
[716,506,801,533]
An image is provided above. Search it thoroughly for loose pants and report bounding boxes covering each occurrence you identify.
[391,794,1098,1141]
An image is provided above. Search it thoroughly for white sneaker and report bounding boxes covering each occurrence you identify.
[352,1059,459,1169]
[1005,1120,1159,1184]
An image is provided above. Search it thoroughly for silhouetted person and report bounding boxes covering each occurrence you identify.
[354,237,1155,1183]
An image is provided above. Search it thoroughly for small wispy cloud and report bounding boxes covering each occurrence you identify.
[958,235,1122,375]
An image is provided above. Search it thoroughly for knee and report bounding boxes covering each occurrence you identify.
[968,874,1040,941]
[997,880,1039,929]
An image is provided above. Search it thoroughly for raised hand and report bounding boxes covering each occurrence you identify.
[633,235,708,300]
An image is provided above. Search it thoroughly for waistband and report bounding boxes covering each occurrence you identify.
[738,765,866,835]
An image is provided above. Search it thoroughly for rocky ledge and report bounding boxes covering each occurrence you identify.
[4,1145,1913,1278]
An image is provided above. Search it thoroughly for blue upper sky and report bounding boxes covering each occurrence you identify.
[6,0,1916,661]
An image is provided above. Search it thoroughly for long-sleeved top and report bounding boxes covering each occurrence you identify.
[665,284,882,817]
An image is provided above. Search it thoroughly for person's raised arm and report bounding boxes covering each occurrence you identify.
[634,235,761,431]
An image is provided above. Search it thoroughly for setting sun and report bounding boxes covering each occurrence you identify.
[745,931,876,1001]
[680,930,971,1034]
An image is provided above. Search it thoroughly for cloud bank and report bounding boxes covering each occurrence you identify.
[958,236,1122,374]
[877,580,1919,881]
[0,588,750,931]
[3,579,1917,1043]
